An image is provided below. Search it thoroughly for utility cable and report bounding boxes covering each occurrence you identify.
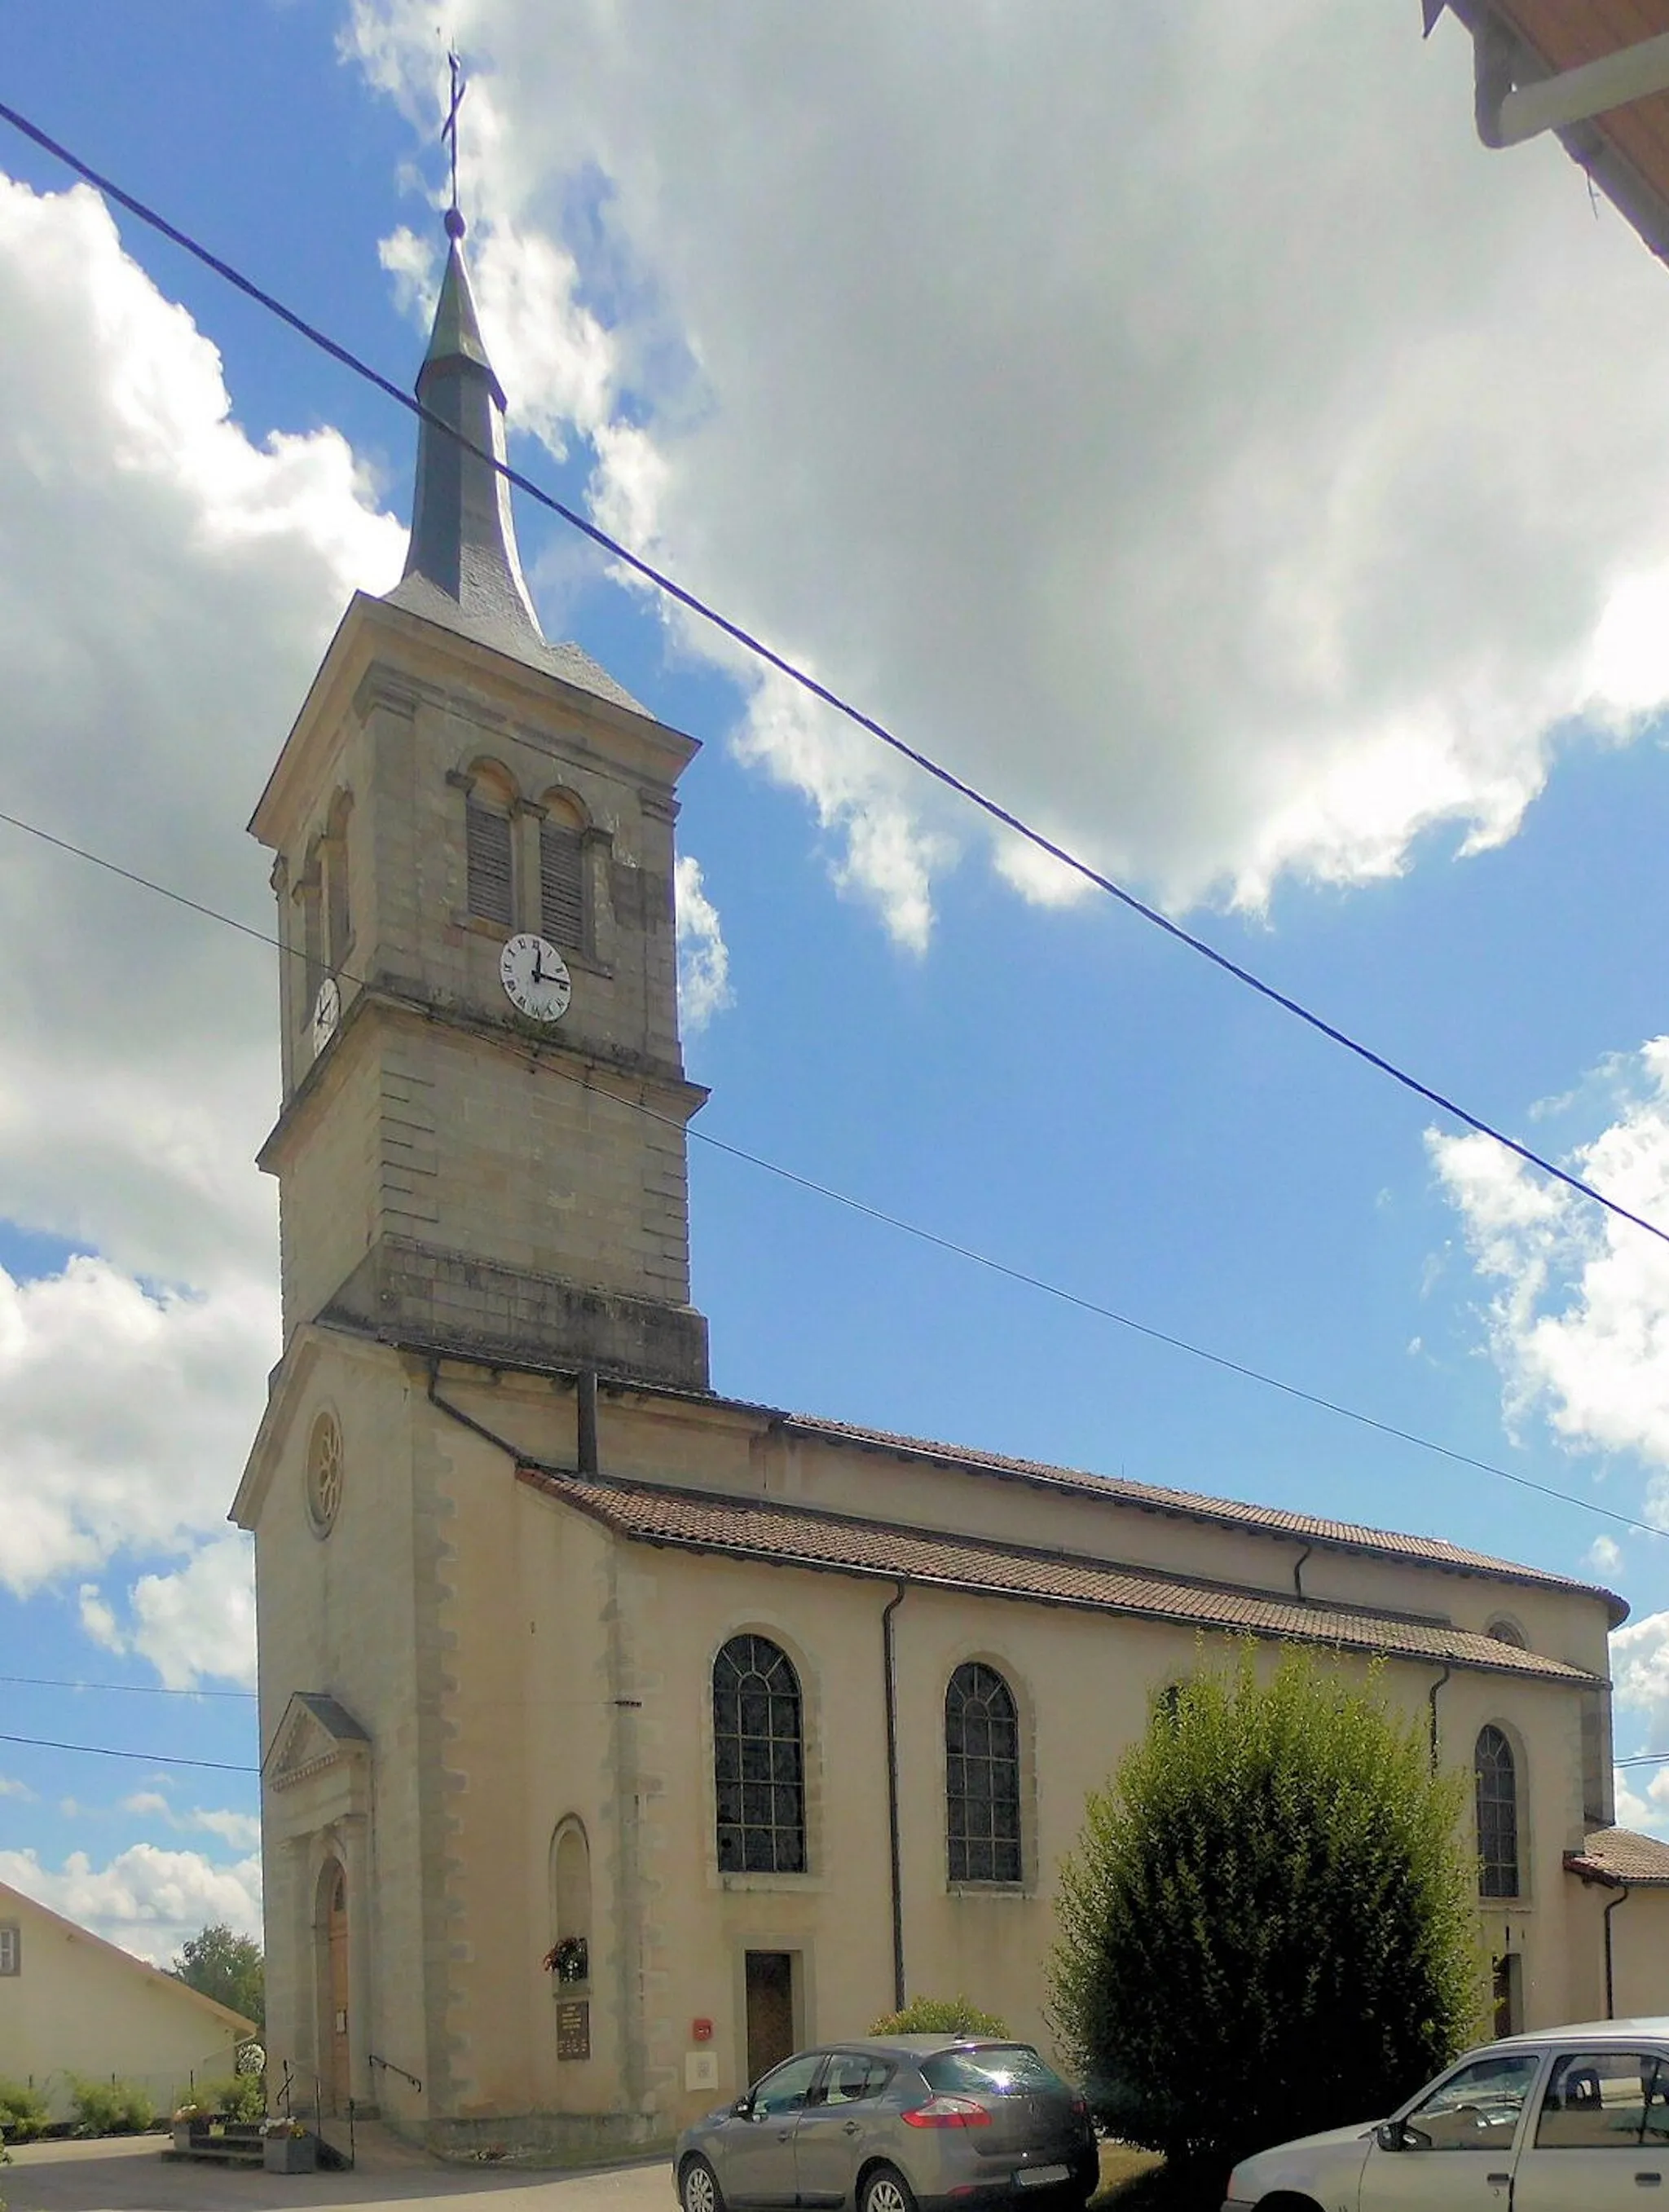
[0,802,1658,1551]
[0,1672,254,1699]
[0,95,1664,1252]
[0,1730,256,1774]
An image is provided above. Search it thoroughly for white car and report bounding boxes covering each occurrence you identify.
[1223,2016,1669,2210]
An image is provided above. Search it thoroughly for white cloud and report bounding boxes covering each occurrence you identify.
[674,855,733,1034]
[116,1791,259,1853]
[0,173,402,1290]
[1430,1043,1669,1480]
[0,172,403,1664]
[123,1537,257,1692]
[0,1775,37,1802]
[186,1807,262,1853]
[0,1260,271,1600]
[1589,1536,1624,1577]
[1614,1611,1669,1736]
[350,2,1669,944]
[0,1844,261,1969]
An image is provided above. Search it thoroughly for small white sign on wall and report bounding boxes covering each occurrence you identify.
[685,2051,720,2093]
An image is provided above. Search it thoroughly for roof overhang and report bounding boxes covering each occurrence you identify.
[1434,2,1669,266]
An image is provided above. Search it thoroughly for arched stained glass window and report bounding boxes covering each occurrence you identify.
[946,1662,1021,1884]
[1476,1725,1520,1898]
[713,1635,805,1874]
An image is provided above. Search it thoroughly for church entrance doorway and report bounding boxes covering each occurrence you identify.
[325,1864,350,2112]
[744,1951,796,2084]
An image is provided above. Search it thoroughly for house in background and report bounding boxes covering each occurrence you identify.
[0,1879,255,2122]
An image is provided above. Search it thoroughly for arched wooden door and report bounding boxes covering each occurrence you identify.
[327,1865,350,2111]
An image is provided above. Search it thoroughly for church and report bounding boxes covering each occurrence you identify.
[231,216,1658,2157]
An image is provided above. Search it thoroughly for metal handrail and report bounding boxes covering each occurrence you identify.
[368,2052,423,2094]
[273,2057,355,2168]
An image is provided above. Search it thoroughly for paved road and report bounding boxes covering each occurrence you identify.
[1,2137,677,2212]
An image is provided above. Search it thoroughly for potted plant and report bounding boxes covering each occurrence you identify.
[543,1935,589,1985]
[262,2117,315,2174]
[170,2102,201,2155]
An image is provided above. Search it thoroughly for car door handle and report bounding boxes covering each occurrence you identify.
[843,2122,861,2135]
[1637,2175,1662,2187]
[1487,2176,1510,2188]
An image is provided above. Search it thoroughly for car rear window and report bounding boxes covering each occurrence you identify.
[920,2046,1068,2095]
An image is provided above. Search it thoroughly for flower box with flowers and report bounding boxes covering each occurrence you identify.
[262,2120,315,2174]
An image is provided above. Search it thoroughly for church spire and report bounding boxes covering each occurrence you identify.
[393,208,544,648]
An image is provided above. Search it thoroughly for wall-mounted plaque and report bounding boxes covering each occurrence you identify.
[557,1999,591,2061]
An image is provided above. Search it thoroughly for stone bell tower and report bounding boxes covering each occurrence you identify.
[247,218,709,1391]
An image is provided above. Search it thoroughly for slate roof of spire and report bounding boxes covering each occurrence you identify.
[384,226,645,716]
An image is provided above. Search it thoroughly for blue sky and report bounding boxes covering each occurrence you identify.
[7,1,1669,1959]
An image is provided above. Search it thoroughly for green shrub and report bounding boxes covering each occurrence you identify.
[1050,1646,1483,2175]
[68,2078,156,2136]
[0,2082,47,2141]
[192,2073,266,2124]
[869,1996,1011,2038]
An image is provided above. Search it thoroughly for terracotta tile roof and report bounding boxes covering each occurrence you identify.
[518,1467,1604,1687]
[374,1323,1627,1624]
[769,1411,1627,1622]
[1566,1828,1669,1887]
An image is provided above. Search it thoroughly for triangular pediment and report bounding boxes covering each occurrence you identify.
[268,1691,371,1794]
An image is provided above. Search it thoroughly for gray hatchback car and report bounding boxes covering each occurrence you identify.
[673,2035,1098,2212]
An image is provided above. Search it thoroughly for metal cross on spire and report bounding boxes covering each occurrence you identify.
[442,48,466,239]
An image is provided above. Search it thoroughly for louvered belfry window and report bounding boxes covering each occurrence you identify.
[1475,1725,1520,1898]
[540,820,585,948]
[946,1661,1022,1883]
[466,796,514,926]
[713,1634,806,1874]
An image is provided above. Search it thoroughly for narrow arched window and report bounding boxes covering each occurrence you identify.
[714,1635,805,1875]
[946,1662,1021,1884]
[1476,1725,1520,1898]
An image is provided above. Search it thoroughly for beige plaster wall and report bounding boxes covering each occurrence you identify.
[0,1885,249,2120]
[408,1393,1605,2143]
[1566,1884,1669,2024]
[250,1335,431,2118]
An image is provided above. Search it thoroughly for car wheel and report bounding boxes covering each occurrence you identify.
[680,2156,724,2212]
[859,2164,917,2212]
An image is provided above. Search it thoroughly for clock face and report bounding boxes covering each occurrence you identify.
[310,976,341,1054]
[500,933,572,1023]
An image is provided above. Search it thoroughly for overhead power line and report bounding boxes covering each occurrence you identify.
[0,803,1658,1557]
[0,1672,255,1700]
[0,97,1663,1254]
[0,1729,256,1774]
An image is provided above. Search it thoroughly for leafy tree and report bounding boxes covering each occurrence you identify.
[173,1923,265,2030]
[1050,1646,1482,2175]
[870,1996,1011,2037]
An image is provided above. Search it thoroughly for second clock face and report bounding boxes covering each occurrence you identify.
[500,933,572,1023]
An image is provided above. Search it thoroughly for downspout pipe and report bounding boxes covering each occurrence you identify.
[1605,1882,1633,2020]
[882,1583,907,2013]
[1428,1663,1451,1774]
[1292,1543,1313,1603]
[576,1368,599,1476]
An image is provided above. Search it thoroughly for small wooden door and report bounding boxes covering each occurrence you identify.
[328,1867,350,2110]
[744,1950,795,2085]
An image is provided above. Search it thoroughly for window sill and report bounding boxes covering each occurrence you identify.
[717,1871,827,1894]
[947,1882,1032,1900]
